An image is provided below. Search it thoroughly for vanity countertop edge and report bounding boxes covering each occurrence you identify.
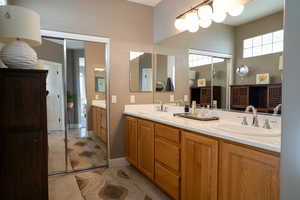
[123,110,281,153]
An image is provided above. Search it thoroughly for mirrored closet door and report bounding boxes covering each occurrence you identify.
[34,34,109,175]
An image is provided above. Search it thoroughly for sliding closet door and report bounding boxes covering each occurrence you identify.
[65,40,108,172]
[34,37,68,175]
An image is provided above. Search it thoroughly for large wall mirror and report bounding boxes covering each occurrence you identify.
[129,51,153,92]
[155,1,283,115]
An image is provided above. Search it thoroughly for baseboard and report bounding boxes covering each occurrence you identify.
[109,157,130,168]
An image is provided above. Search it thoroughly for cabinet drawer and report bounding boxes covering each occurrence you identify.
[155,162,180,200]
[155,138,180,172]
[155,124,180,144]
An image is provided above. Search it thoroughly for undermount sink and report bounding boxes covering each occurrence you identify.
[212,123,281,137]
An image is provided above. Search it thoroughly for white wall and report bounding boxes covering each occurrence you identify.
[281,0,300,199]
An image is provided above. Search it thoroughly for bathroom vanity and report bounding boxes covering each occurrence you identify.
[91,100,107,144]
[124,105,280,200]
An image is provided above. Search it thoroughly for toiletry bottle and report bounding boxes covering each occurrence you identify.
[191,101,196,115]
[184,104,190,113]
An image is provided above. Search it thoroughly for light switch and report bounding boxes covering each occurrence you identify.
[184,95,188,102]
[112,95,117,104]
[170,94,175,102]
[130,95,135,103]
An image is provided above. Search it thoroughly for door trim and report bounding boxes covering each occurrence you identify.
[41,30,112,171]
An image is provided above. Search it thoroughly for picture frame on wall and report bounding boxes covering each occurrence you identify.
[95,77,105,92]
[197,79,206,87]
[256,73,270,84]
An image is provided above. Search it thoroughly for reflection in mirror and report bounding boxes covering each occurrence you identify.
[189,53,230,109]
[35,38,108,175]
[156,54,175,92]
[155,2,283,115]
[129,51,153,92]
[212,58,230,109]
[95,68,105,92]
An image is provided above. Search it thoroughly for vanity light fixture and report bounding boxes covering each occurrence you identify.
[174,0,251,33]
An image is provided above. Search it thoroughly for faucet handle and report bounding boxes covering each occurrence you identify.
[263,119,271,129]
[241,116,248,126]
[252,116,259,127]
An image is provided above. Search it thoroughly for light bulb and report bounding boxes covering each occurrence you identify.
[198,5,213,20]
[185,12,200,32]
[174,18,187,31]
[212,11,227,23]
[228,4,244,16]
[213,0,229,13]
[199,19,212,28]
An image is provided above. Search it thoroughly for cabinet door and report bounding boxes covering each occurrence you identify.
[231,86,249,108]
[101,109,107,129]
[138,119,155,180]
[268,85,282,109]
[219,142,280,200]
[92,106,97,134]
[125,116,138,167]
[181,131,218,200]
[200,87,212,106]
[96,108,102,138]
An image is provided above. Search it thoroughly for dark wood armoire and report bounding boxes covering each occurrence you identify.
[0,68,48,200]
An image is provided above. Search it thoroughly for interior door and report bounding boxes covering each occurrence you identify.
[40,60,65,132]
[142,68,153,92]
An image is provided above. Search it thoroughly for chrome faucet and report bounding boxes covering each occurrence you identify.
[156,100,163,111]
[245,105,259,127]
[273,104,282,115]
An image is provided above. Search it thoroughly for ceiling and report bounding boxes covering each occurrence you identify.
[224,0,284,26]
[128,0,162,7]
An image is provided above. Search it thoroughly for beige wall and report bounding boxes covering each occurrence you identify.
[234,12,284,85]
[10,0,154,159]
[34,38,64,64]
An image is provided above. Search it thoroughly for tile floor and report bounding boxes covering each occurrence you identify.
[48,128,108,174]
[49,166,171,200]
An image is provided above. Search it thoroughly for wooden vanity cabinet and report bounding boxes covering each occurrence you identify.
[125,116,138,167]
[124,115,280,200]
[138,119,155,180]
[91,106,107,143]
[181,131,218,200]
[219,142,280,200]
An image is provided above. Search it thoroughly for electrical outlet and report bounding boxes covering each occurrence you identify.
[130,95,135,103]
[95,95,99,100]
[170,94,175,102]
[112,95,117,104]
[184,95,188,102]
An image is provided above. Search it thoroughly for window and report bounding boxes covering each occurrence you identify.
[79,57,85,67]
[189,54,224,68]
[243,30,284,58]
[0,0,6,5]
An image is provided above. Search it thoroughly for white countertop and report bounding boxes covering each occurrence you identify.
[92,100,106,109]
[124,104,281,153]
